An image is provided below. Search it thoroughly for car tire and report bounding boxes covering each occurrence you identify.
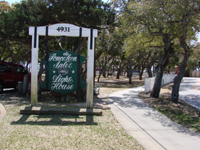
[0,82,4,94]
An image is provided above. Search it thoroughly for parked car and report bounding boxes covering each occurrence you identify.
[0,62,29,93]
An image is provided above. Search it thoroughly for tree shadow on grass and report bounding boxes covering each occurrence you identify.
[10,114,97,126]
[0,89,30,106]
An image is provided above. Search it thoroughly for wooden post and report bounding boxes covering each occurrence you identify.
[31,26,39,106]
[86,29,95,108]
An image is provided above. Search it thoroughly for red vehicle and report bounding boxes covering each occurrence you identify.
[0,62,29,93]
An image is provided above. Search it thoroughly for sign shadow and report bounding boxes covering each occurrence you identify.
[10,114,97,126]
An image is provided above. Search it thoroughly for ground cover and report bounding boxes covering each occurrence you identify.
[0,76,144,150]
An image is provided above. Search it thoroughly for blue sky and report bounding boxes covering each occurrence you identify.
[6,0,21,5]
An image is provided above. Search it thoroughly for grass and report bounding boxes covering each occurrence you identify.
[1,108,141,149]
[0,76,144,150]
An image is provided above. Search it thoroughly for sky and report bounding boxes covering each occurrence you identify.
[6,0,20,5]
[5,0,200,43]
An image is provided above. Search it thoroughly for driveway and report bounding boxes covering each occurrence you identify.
[179,77,200,110]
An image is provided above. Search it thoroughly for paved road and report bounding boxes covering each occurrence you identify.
[108,78,200,150]
[179,77,200,110]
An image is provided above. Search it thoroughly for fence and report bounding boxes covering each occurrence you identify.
[144,74,176,93]
[191,71,200,77]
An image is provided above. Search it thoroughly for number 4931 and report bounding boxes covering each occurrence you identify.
[57,27,70,32]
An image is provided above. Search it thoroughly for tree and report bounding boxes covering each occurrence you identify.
[0,1,11,13]
[0,0,115,63]
[186,43,200,74]
[171,0,200,103]
[123,26,163,80]
[119,0,200,100]
[95,28,122,81]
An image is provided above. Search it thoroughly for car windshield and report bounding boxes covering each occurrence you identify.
[14,65,25,73]
[0,64,12,73]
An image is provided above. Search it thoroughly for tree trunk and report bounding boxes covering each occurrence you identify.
[129,69,133,84]
[128,60,133,84]
[97,69,102,82]
[107,60,113,77]
[116,67,121,79]
[102,65,106,78]
[171,35,190,103]
[139,68,144,80]
[147,65,152,77]
[116,62,122,79]
[150,64,164,98]
[127,66,130,78]
[151,36,171,98]
[137,61,145,80]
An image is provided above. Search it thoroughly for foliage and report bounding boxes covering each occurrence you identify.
[95,29,123,80]
[116,0,200,99]
[0,0,11,13]
[187,43,200,71]
[0,0,115,63]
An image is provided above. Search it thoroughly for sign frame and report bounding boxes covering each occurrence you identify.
[29,23,97,108]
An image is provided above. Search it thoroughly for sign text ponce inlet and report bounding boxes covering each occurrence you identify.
[41,50,86,94]
[49,52,77,69]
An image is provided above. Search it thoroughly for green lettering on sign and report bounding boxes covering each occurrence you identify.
[41,50,86,93]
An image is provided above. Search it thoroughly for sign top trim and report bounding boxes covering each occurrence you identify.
[29,23,98,37]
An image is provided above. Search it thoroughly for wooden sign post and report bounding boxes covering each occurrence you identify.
[29,23,98,108]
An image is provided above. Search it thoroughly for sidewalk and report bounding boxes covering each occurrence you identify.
[108,86,200,150]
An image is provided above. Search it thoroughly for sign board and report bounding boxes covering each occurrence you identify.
[41,50,86,93]
[29,23,97,108]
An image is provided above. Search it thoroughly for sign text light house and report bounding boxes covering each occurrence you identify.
[29,23,98,108]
